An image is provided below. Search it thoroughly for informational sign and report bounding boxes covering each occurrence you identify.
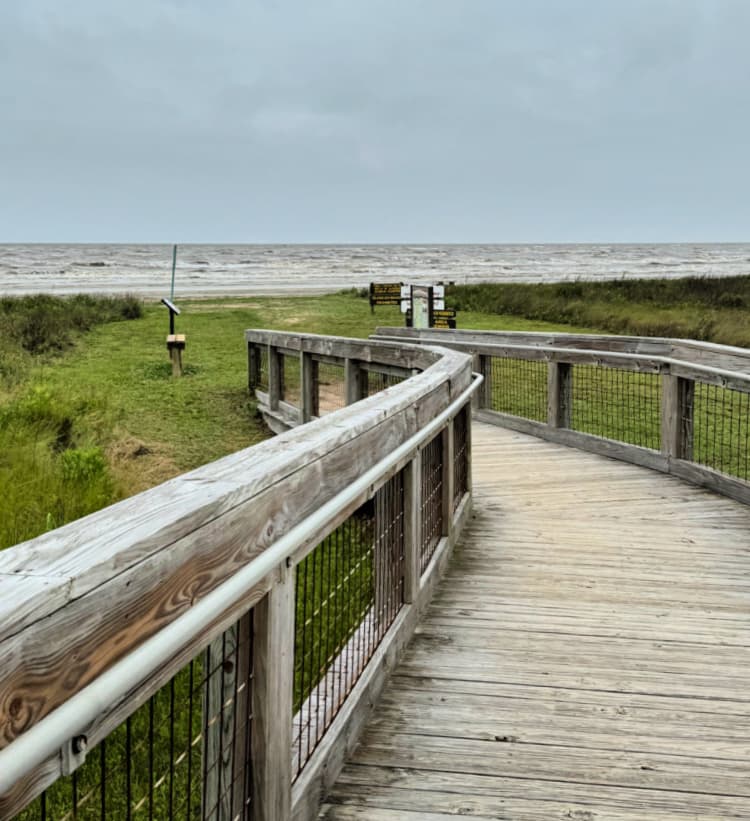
[432,308,457,329]
[369,282,403,312]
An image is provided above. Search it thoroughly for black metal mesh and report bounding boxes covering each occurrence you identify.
[420,434,443,573]
[16,614,254,821]
[315,361,346,415]
[257,346,269,394]
[489,358,547,422]
[453,407,469,511]
[292,471,405,779]
[364,370,405,397]
[692,383,750,480]
[280,353,301,407]
[571,365,661,450]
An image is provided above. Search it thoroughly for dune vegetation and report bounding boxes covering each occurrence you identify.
[447,275,750,347]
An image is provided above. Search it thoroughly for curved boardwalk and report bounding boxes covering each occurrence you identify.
[320,422,750,820]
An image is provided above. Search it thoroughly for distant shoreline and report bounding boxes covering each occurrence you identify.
[2,243,748,298]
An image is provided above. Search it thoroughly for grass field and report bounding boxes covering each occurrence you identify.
[0,291,594,551]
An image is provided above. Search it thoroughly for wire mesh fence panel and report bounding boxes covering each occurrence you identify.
[489,358,547,422]
[15,613,254,821]
[571,365,661,450]
[364,371,405,398]
[420,433,443,574]
[692,383,750,480]
[280,353,301,407]
[257,346,269,394]
[315,361,346,415]
[453,407,469,511]
[292,471,404,779]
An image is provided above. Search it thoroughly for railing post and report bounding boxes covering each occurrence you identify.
[251,570,295,821]
[268,347,283,412]
[403,453,422,603]
[547,361,572,428]
[477,355,492,409]
[301,352,315,423]
[465,403,473,495]
[441,422,455,539]
[345,359,365,405]
[661,373,694,461]
[248,343,261,392]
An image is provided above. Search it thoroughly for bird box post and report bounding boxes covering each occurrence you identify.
[161,298,186,377]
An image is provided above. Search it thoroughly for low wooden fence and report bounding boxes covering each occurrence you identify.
[0,331,478,821]
[374,327,750,506]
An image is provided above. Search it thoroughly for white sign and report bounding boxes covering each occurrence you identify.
[432,299,445,310]
[432,285,445,298]
[400,299,410,313]
[400,285,412,299]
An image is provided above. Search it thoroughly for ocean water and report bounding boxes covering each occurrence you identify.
[1,243,749,298]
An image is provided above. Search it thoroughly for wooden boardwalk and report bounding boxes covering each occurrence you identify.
[320,422,750,820]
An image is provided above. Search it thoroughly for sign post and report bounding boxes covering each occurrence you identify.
[411,286,431,329]
[170,244,178,301]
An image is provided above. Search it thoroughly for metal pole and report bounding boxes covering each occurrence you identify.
[170,244,177,301]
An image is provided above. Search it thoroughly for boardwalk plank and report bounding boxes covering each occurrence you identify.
[319,423,750,819]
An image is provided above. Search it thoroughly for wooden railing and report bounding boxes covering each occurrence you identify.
[0,331,477,821]
[374,327,750,506]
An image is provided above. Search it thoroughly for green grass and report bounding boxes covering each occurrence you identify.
[0,291,585,551]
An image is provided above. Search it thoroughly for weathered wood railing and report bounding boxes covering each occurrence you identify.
[375,327,750,506]
[0,332,478,821]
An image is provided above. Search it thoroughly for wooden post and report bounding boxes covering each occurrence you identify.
[268,347,282,411]
[547,361,572,428]
[301,352,315,423]
[661,374,694,461]
[471,353,481,412]
[403,453,422,602]
[441,422,455,539]
[166,334,186,377]
[311,359,320,418]
[464,404,473,495]
[344,359,364,405]
[202,612,252,821]
[478,355,492,410]
[251,570,295,821]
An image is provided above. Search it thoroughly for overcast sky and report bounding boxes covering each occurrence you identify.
[1,0,749,243]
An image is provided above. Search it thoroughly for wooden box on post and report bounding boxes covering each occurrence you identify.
[166,334,186,377]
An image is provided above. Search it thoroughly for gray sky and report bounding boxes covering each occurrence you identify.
[1,0,749,243]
